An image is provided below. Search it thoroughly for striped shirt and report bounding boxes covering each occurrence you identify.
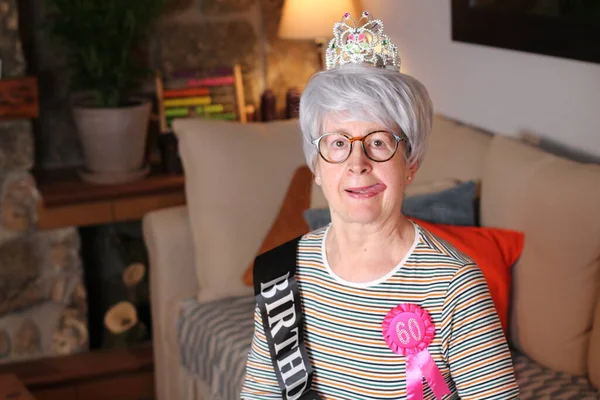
[241,222,519,399]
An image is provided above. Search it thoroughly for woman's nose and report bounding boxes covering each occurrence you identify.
[347,143,372,174]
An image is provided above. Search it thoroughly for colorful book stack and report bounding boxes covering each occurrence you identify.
[156,64,247,132]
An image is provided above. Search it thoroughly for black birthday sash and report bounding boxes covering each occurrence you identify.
[253,236,322,400]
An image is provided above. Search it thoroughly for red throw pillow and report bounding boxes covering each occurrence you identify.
[242,166,313,287]
[411,218,524,336]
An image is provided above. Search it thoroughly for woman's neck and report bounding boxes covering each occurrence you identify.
[325,215,416,283]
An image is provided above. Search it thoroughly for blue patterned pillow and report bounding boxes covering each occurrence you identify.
[303,181,478,231]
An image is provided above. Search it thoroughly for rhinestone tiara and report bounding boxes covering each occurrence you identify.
[325,11,400,71]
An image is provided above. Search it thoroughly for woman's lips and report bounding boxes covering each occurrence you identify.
[345,183,387,199]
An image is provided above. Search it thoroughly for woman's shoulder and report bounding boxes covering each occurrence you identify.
[411,221,475,269]
[300,224,329,242]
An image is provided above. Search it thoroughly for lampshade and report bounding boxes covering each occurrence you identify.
[278,0,360,41]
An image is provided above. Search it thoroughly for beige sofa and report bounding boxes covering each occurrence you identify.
[143,115,600,400]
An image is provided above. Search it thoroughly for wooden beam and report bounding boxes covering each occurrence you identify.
[0,77,39,121]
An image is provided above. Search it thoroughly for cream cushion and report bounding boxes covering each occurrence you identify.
[415,114,492,184]
[174,119,306,303]
[481,135,600,376]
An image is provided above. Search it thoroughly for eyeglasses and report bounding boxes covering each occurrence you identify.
[311,130,405,164]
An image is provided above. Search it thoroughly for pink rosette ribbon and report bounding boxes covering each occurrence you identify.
[382,303,450,400]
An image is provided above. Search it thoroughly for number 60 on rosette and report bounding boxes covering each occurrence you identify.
[382,303,451,400]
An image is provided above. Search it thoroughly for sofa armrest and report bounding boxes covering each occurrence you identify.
[142,205,197,400]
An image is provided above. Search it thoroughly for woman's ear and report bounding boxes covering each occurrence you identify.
[313,163,321,186]
[406,162,419,184]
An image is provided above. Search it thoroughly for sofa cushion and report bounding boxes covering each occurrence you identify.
[177,296,255,400]
[512,350,600,399]
[415,114,493,184]
[481,135,600,376]
[242,166,312,287]
[402,180,478,226]
[174,119,306,303]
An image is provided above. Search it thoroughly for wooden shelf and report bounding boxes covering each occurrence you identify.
[0,344,154,400]
[34,165,184,207]
[0,343,153,388]
[34,166,186,229]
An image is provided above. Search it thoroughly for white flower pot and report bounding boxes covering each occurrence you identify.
[73,100,151,183]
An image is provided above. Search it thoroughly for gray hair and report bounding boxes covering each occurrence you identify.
[299,63,433,172]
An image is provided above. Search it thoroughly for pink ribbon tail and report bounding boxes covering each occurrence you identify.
[405,354,424,400]
[407,350,451,400]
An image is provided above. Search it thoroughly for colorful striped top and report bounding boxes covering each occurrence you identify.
[241,222,519,399]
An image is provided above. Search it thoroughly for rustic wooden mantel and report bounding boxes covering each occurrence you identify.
[0,343,154,400]
[34,166,186,230]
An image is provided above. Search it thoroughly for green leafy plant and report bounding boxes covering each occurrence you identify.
[46,0,164,108]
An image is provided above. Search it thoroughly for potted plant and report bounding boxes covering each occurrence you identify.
[47,0,164,184]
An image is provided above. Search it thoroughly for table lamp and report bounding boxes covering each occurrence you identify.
[278,0,360,70]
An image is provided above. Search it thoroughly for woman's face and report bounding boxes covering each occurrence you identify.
[315,117,416,226]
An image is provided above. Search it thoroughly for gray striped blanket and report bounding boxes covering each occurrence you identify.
[177,296,600,400]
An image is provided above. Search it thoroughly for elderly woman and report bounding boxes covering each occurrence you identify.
[241,12,518,400]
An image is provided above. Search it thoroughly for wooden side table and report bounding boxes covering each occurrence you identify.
[0,374,36,399]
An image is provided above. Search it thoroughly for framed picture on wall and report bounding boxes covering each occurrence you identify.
[451,0,600,65]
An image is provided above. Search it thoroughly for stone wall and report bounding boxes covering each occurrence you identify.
[0,0,87,364]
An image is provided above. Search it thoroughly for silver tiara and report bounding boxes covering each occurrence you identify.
[325,11,400,71]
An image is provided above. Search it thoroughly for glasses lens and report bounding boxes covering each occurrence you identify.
[364,131,398,161]
[319,133,351,163]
